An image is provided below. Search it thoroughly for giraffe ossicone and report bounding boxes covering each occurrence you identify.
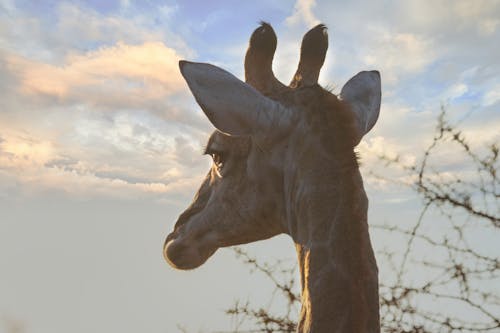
[164,22,381,333]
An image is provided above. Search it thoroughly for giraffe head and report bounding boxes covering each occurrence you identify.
[163,23,381,270]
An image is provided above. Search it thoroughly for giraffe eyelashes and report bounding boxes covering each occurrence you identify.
[205,149,225,173]
[212,152,224,170]
[203,146,226,173]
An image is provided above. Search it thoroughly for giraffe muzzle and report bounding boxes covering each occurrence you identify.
[163,225,218,270]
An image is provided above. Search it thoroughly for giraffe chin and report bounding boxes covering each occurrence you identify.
[163,235,218,270]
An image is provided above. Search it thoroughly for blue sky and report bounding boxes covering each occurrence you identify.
[0,0,499,332]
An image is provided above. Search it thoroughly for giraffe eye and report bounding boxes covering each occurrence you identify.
[211,152,225,170]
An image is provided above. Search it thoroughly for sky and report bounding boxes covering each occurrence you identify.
[0,0,499,332]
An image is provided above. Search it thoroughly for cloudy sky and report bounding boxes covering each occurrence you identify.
[1,0,499,332]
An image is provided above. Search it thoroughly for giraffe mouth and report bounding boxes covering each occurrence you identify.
[163,227,218,270]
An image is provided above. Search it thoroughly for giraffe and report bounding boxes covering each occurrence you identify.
[164,23,381,333]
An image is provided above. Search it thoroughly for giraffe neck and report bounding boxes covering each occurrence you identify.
[291,169,380,333]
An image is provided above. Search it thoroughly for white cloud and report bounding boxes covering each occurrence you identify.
[1,0,499,204]
[376,0,500,37]
[477,18,499,36]
[359,136,416,168]
[361,29,436,85]
[0,128,208,200]
[56,2,162,44]
[0,0,15,12]
[482,85,500,106]
[0,133,56,170]
[443,83,468,101]
[0,1,191,62]
[0,1,212,201]
[285,0,320,28]
[5,41,186,106]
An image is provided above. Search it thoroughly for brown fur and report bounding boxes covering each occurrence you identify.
[243,23,379,332]
[165,22,380,333]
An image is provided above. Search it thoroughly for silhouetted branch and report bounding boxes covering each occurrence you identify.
[224,249,299,333]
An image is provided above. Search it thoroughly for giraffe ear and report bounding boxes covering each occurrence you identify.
[179,60,293,137]
[340,71,381,145]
